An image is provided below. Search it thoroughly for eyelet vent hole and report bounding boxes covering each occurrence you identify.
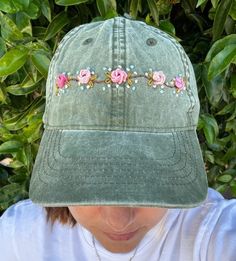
[83,38,93,45]
[146,38,157,46]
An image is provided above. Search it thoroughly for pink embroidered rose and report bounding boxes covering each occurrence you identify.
[111,68,128,84]
[56,74,69,89]
[152,71,166,85]
[174,77,185,90]
[77,69,91,84]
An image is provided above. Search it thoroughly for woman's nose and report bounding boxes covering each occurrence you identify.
[101,207,135,231]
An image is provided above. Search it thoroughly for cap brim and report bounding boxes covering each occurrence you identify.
[29,128,208,208]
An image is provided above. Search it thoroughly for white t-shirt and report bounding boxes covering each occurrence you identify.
[0,188,236,261]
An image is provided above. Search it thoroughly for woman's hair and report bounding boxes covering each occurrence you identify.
[45,207,77,227]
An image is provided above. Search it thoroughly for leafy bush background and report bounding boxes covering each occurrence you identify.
[0,0,235,212]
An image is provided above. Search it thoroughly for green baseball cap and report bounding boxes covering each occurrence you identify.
[29,16,208,207]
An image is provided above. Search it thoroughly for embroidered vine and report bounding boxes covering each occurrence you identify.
[55,65,187,96]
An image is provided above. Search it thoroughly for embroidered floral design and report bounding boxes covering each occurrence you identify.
[110,68,128,84]
[55,65,187,96]
[77,69,91,84]
[152,71,166,86]
[56,74,69,89]
[76,69,97,88]
[173,76,186,91]
[104,66,133,88]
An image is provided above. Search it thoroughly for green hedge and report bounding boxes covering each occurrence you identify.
[0,0,236,211]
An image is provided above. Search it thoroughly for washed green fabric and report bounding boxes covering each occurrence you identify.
[29,17,208,207]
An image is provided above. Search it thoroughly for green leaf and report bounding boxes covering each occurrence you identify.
[32,26,47,39]
[8,160,25,169]
[104,9,118,19]
[230,74,236,98]
[223,169,236,177]
[130,0,141,19]
[156,0,172,15]
[147,0,159,25]
[217,102,236,115]
[0,141,23,154]
[226,119,236,132]
[230,180,236,197]
[208,44,236,79]
[96,0,116,17]
[0,46,28,77]
[202,64,224,106]
[159,20,176,36]
[0,86,8,104]
[55,0,89,6]
[23,119,43,143]
[205,150,215,164]
[44,11,70,41]
[215,184,228,193]
[0,0,18,13]
[217,174,232,183]
[223,146,236,162]
[181,0,195,13]
[13,0,30,10]
[196,0,207,8]
[6,76,43,95]
[16,12,32,36]
[15,145,33,170]
[8,173,28,184]
[0,11,23,42]
[2,97,45,131]
[211,0,220,9]
[0,37,7,58]
[206,34,236,62]
[199,114,219,144]
[41,0,51,22]
[213,0,233,41]
[0,167,8,183]
[23,1,40,19]
[207,138,226,152]
[31,50,50,78]
[0,183,27,209]
[229,0,236,20]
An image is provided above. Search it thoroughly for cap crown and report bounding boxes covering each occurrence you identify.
[43,17,199,132]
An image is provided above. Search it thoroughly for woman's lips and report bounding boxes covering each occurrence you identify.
[103,229,139,241]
